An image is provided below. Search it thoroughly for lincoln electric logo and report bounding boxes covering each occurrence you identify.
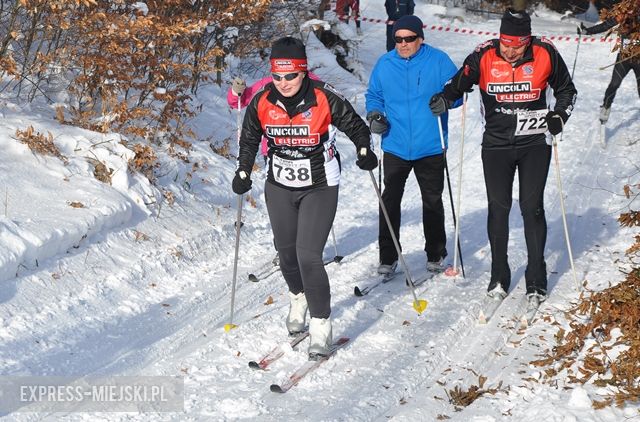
[487,82,540,102]
[273,59,294,71]
[266,125,319,146]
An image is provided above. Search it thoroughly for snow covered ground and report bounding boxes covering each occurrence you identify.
[0,2,639,421]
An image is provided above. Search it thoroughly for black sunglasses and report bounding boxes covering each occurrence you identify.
[394,35,419,44]
[272,72,301,81]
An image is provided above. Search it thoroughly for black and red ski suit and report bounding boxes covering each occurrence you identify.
[238,77,372,318]
[442,37,577,295]
[583,17,640,110]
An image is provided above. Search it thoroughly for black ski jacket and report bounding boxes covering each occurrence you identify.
[442,37,577,149]
[238,79,371,190]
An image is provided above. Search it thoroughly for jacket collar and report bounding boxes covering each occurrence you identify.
[265,78,318,116]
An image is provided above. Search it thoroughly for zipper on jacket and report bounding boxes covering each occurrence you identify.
[509,66,516,145]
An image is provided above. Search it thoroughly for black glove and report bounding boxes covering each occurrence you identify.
[577,22,587,35]
[356,147,378,171]
[429,93,452,116]
[545,110,568,136]
[232,170,252,194]
[366,111,389,135]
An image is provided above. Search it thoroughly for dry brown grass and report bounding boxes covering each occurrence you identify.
[531,234,640,408]
[127,143,159,182]
[446,376,503,410]
[86,157,113,184]
[15,126,67,163]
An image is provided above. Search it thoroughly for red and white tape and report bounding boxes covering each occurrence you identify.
[333,10,616,44]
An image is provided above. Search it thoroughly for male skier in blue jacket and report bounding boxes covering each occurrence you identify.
[366,15,460,276]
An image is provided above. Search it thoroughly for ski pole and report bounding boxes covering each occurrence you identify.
[236,94,242,143]
[550,116,580,291]
[225,194,243,332]
[330,226,344,263]
[375,134,383,192]
[444,94,467,278]
[368,170,427,314]
[571,33,582,79]
[437,115,466,278]
[224,94,244,332]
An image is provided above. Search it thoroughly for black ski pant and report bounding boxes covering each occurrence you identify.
[602,53,640,109]
[481,144,551,295]
[386,24,395,52]
[265,181,338,319]
[379,151,447,265]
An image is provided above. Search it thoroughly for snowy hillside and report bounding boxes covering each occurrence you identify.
[0,1,639,421]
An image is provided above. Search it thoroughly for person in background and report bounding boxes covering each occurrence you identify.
[578,5,639,124]
[366,15,460,277]
[384,0,415,52]
[336,0,362,35]
[232,37,377,359]
[430,9,577,308]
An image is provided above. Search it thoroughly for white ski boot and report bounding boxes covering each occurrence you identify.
[286,292,308,335]
[487,284,507,300]
[599,106,610,123]
[308,317,332,360]
[377,261,397,276]
[426,257,445,273]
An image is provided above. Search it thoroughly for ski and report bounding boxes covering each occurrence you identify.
[354,270,438,297]
[269,337,350,393]
[323,255,344,266]
[478,295,506,325]
[407,271,440,288]
[248,330,309,370]
[247,259,279,282]
[354,273,398,296]
[600,122,606,148]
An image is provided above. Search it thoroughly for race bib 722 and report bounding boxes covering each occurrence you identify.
[515,109,548,136]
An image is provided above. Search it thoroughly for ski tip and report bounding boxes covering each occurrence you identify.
[248,274,259,282]
[248,361,262,370]
[478,311,487,325]
[336,336,350,345]
[354,286,364,297]
[270,384,286,393]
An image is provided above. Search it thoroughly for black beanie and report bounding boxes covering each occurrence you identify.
[392,15,424,39]
[500,8,531,36]
[270,37,307,73]
[270,37,307,60]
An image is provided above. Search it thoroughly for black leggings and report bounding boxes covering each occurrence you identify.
[265,181,338,319]
[603,53,640,109]
[379,152,447,264]
[481,144,551,295]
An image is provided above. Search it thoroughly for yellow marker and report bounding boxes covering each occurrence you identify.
[413,299,428,314]
[224,323,238,332]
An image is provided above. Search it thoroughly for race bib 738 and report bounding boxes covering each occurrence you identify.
[272,155,313,188]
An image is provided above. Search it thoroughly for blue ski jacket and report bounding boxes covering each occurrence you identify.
[366,44,459,160]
